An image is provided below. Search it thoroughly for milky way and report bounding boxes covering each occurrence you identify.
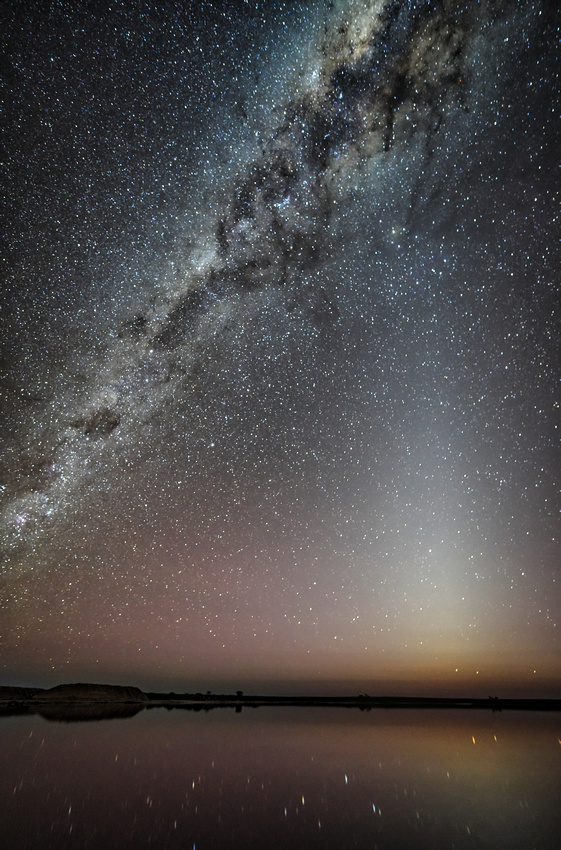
[1,0,559,693]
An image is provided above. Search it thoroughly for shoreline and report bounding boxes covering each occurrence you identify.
[144,695,561,711]
[1,684,560,713]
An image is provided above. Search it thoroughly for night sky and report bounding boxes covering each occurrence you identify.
[1,0,559,696]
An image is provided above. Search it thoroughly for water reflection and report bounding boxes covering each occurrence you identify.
[1,707,560,849]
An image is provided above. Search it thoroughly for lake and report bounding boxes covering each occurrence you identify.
[1,706,560,849]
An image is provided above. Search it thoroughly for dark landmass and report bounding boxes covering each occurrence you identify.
[1,683,560,722]
[0,683,147,702]
[0,683,148,721]
[36,683,148,702]
[145,693,561,713]
[0,686,45,700]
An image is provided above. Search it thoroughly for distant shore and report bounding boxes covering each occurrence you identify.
[1,683,560,713]
[146,694,561,711]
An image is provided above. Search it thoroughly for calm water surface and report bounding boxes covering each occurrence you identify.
[1,707,560,849]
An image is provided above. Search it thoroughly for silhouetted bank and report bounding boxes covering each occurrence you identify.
[1,683,560,721]
[145,693,561,712]
[0,684,148,721]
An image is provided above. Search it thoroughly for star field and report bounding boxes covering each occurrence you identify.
[1,0,559,695]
